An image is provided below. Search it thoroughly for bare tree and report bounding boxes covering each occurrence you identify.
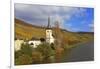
[53,21,63,48]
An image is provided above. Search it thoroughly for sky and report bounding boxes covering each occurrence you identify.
[15,3,94,32]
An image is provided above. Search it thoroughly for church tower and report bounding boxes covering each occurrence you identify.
[46,17,55,44]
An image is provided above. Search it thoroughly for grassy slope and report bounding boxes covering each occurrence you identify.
[15,18,46,40]
[15,18,94,44]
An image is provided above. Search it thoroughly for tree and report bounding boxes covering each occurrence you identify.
[40,38,45,42]
[21,43,33,56]
[53,21,63,48]
[36,43,55,62]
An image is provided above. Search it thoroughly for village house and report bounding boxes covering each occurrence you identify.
[14,39,24,51]
[28,38,41,48]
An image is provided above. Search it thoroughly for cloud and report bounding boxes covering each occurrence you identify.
[88,23,94,32]
[15,4,86,22]
[15,3,93,32]
[88,23,94,27]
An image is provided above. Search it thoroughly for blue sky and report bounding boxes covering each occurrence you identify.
[15,3,94,32]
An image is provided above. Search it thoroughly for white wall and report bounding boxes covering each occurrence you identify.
[15,40,24,51]
[28,40,41,48]
[46,30,55,44]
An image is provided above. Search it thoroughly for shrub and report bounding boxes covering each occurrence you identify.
[15,50,22,59]
[21,43,33,56]
[32,51,43,64]
[15,54,33,65]
[36,43,55,60]
[15,43,33,65]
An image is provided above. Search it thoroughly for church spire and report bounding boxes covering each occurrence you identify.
[47,16,51,29]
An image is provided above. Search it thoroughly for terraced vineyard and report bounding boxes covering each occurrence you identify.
[15,18,94,45]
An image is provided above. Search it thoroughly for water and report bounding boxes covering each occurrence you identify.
[31,41,94,64]
[61,41,94,62]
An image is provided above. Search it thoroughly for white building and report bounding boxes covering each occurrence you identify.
[14,39,24,51]
[46,30,55,44]
[46,17,55,44]
[28,40,41,48]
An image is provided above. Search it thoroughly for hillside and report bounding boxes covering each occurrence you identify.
[15,18,94,45]
[15,18,46,40]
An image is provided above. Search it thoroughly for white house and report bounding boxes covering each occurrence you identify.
[28,40,41,48]
[14,39,24,51]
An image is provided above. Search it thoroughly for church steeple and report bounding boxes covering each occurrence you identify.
[47,16,51,29]
[46,16,54,44]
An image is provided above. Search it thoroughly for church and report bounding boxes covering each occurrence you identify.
[28,17,55,48]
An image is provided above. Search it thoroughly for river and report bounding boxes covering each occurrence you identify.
[61,41,94,62]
